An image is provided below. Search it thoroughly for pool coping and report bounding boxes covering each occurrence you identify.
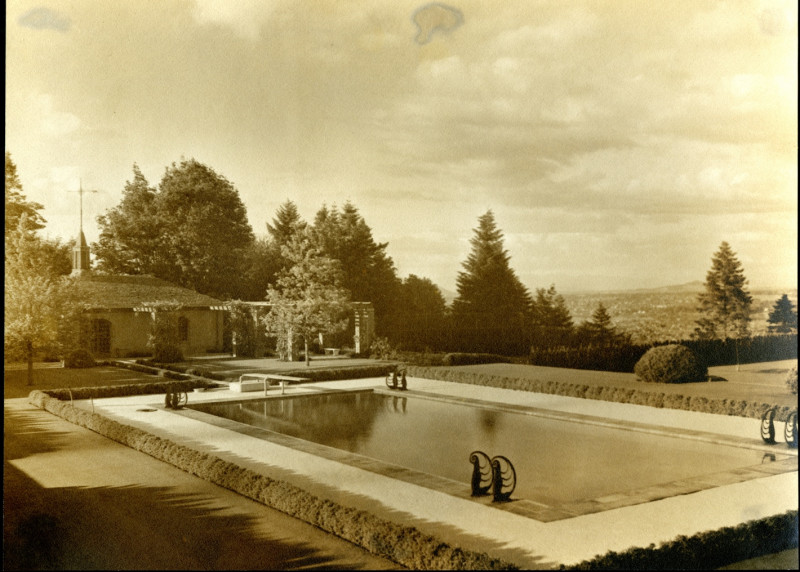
[180,386,798,523]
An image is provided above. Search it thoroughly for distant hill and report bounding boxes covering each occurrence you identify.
[438,286,458,304]
[562,285,797,344]
[432,281,796,344]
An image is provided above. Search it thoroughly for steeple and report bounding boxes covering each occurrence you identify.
[72,229,91,275]
[70,179,97,276]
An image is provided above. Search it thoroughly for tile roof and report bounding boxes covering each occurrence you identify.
[73,274,222,310]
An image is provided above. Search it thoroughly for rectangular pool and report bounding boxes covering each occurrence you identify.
[189,390,777,506]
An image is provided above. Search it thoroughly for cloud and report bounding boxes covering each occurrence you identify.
[18,7,70,31]
[31,94,81,137]
[190,0,279,40]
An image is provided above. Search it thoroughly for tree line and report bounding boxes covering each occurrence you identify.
[6,153,798,371]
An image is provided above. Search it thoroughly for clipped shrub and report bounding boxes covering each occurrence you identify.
[151,346,183,364]
[443,353,512,366]
[63,349,96,369]
[786,366,798,395]
[634,344,707,384]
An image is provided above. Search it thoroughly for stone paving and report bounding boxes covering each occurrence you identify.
[63,376,798,569]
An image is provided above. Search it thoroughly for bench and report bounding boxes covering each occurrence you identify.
[323,348,340,356]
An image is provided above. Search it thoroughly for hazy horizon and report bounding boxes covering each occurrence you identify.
[6,1,797,294]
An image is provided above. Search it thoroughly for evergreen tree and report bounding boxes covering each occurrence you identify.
[576,302,630,347]
[267,200,305,244]
[530,284,574,348]
[694,242,753,340]
[5,152,45,238]
[767,294,798,334]
[397,274,448,350]
[311,202,401,336]
[94,165,162,276]
[452,210,532,349]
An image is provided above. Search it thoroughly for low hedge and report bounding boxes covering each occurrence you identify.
[41,379,216,401]
[561,510,798,570]
[407,366,795,422]
[27,390,515,570]
[274,364,397,382]
[443,353,513,367]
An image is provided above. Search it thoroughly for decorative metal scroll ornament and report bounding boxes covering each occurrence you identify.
[385,365,408,391]
[469,451,493,496]
[785,411,798,448]
[490,455,517,502]
[164,385,188,410]
[760,407,777,444]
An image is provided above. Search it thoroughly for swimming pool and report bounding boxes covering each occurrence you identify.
[189,389,781,507]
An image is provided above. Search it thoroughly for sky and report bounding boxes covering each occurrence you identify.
[5,0,798,294]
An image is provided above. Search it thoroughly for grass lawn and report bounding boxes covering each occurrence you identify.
[3,364,163,399]
[455,359,798,409]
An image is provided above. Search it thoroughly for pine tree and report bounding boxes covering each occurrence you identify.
[767,294,798,334]
[694,242,753,340]
[310,202,401,336]
[452,210,532,351]
[267,200,305,244]
[575,302,630,347]
[530,284,574,348]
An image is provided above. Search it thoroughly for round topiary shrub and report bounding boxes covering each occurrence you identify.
[634,344,707,383]
[63,349,96,369]
[786,366,798,395]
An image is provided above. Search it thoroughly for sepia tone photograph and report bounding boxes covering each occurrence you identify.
[5,1,798,569]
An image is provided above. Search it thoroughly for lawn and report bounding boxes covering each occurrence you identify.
[453,359,798,409]
[3,364,162,399]
[5,358,797,409]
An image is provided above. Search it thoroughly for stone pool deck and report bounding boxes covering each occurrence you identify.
[63,377,797,569]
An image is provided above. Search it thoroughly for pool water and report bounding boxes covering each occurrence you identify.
[191,391,771,504]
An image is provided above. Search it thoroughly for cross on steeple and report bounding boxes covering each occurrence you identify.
[68,180,99,275]
[68,179,99,234]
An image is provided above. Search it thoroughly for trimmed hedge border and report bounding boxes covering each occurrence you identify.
[407,366,795,422]
[560,510,798,570]
[27,389,515,570]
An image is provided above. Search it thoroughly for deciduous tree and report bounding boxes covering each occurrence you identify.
[94,159,255,299]
[5,218,80,384]
[694,242,752,340]
[5,152,45,238]
[263,231,350,366]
